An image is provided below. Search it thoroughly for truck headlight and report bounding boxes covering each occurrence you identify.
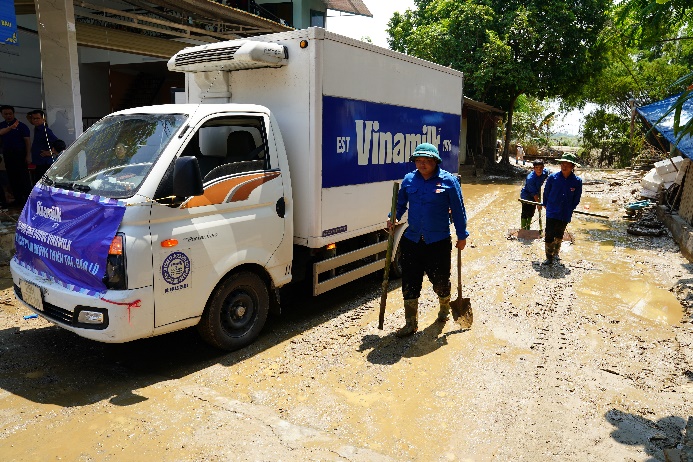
[103,233,127,290]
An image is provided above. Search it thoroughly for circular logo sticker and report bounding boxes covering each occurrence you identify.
[162,251,191,285]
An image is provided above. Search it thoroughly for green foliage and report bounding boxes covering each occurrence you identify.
[550,0,693,165]
[565,21,691,118]
[580,109,635,167]
[387,0,610,164]
[615,0,692,47]
[510,96,552,147]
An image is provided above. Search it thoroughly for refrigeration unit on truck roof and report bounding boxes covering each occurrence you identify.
[168,41,289,73]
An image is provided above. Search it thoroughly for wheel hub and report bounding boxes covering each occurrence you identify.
[234,304,247,318]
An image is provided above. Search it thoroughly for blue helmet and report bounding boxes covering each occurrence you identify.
[411,143,442,164]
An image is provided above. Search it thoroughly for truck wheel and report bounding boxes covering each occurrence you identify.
[390,243,403,279]
[197,271,269,351]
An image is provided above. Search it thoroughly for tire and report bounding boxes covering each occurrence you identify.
[390,242,403,279]
[197,271,269,351]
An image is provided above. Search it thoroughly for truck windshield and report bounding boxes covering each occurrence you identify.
[45,113,187,198]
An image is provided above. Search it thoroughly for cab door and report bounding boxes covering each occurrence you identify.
[149,113,286,328]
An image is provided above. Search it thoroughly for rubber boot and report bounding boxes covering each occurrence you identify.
[520,218,531,230]
[542,241,554,266]
[396,299,419,337]
[437,295,451,322]
[552,238,562,262]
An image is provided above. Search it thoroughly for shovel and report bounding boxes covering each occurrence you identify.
[539,206,543,237]
[378,182,399,330]
[450,247,473,329]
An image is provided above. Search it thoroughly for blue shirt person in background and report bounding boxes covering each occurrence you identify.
[542,153,582,266]
[387,143,469,337]
[27,109,58,185]
[0,105,32,207]
[519,159,549,230]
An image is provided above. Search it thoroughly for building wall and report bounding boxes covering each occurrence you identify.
[0,27,42,121]
[272,0,324,29]
[679,164,693,225]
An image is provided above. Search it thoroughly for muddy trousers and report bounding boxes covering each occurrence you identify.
[3,149,32,206]
[400,236,452,300]
[544,218,568,261]
[396,236,452,336]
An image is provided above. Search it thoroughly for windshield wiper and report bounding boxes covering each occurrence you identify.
[53,181,75,190]
[73,183,91,192]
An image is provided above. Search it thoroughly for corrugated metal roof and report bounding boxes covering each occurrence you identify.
[75,23,189,59]
[464,97,504,115]
[637,93,693,159]
[324,0,372,17]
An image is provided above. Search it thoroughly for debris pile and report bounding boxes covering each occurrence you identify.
[640,156,684,199]
[626,205,668,237]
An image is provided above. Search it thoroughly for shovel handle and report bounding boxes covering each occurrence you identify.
[379,181,399,330]
[457,247,462,294]
[518,198,609,219]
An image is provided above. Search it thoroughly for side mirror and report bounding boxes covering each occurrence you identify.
[173,157,204,197]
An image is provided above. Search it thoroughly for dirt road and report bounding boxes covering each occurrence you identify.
[1,167,692,461]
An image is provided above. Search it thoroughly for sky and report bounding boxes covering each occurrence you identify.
[325,1,415,48]
[325,1,588,136]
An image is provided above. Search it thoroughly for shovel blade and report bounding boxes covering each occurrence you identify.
[450,296,473,329]
[508,229,542,240]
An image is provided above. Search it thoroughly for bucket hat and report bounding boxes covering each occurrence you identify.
[411,143,442,164]
[558,153,581,167]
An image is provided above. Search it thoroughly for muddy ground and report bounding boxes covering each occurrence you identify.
[1,165,692,461]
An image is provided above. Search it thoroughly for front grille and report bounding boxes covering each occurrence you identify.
[15,284,74,325]
[175,45,242,66]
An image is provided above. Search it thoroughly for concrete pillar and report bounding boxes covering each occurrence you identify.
[34,0,83,143]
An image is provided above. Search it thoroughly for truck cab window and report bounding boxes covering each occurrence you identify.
[186,116,268,184]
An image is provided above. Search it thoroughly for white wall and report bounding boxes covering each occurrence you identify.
[0,28,43,121]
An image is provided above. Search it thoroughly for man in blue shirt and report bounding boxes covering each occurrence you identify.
[27,109,59,184]
[520,159,549,230]
[542,153,583,266]
[0,105,32,206]
[388,143,469,337]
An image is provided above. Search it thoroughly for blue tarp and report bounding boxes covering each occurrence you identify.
[637,93,693,159]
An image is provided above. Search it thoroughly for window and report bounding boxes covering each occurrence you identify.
[310,9,325,28]
[185,116,268,183]
[47,113,187,199]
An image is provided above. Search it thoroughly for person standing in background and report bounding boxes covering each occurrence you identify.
[0,105,32,206]
[542,153,582,266]
[519,159,549,230]
[27,109,58,183]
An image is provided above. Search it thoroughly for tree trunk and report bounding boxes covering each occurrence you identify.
[501,94,520,166]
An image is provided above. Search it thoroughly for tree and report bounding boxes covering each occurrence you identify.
[387,0,610,166]
[556,0,693,164]
[511,95,551,148]
[614,0,693,148]
[564,0,692,117]
[580,109,632,167]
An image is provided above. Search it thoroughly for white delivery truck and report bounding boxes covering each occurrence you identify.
[11,28,464,350]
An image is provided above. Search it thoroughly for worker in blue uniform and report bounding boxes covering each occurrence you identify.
[542,153,582,265]
[387,143,469,337]
[519,159,549,230]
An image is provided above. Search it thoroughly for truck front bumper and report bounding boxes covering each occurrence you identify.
[10,257,155,343]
